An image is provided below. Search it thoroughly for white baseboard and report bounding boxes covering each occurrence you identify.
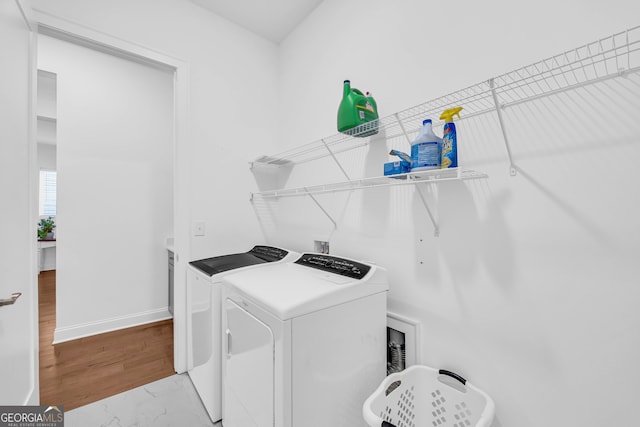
[53,308,172,344]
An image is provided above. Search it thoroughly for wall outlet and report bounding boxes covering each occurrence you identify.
[314,240,329,254]
[193,221,206,236]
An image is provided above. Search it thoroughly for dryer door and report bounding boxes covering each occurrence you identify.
[224,299,274,427]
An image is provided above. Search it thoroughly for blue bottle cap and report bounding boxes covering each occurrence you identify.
[344,80,350,84]
[423,119,432,125]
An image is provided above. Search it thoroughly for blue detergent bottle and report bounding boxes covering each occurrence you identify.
[410,119,442,171]
[440,107,463,169]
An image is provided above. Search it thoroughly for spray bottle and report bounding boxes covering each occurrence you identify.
[440,106,463,169]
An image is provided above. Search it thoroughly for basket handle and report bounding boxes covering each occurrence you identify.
[439,369,467,385]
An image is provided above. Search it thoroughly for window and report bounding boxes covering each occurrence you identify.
[39,170,57,216]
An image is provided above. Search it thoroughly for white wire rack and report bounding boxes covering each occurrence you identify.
[252,169,487,237]
[251,168,487,199]
[250,25,640,235]
[252,25,640,171]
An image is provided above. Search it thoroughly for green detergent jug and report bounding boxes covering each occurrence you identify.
[337,80,379,137]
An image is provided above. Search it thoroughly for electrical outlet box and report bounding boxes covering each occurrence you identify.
[314,240,329,254]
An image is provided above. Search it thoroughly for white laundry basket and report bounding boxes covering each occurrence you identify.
[363,365,495,427]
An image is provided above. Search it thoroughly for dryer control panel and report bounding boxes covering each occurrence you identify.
[295,253,371,279]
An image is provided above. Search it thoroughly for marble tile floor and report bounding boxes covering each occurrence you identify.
[65,373,221,427]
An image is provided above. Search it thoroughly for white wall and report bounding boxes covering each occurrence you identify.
[273,1,640,426]
[37,69,56,117]
[38,34,175,341]
[37,144,56,170]
[37,70,57,162]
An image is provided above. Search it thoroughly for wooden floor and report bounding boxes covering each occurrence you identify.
[38,270,175,410]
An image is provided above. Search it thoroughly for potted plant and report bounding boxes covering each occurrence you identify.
[38,216,56,240]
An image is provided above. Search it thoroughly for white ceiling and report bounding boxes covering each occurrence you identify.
[189,0,324,44]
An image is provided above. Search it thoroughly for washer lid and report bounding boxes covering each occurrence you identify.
[222,254,388,320]
[189,245,293,277]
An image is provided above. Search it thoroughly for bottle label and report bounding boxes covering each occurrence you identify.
[441,124,457,168]
[364,101,374,113]
[411,142,439,169]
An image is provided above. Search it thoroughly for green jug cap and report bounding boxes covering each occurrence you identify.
[344,80,350,84]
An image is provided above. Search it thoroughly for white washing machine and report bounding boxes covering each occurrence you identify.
[186,245,300,422]
[221,253,389,427]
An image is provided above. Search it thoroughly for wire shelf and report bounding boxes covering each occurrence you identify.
[251,168,488,199]
[253,25,640,167]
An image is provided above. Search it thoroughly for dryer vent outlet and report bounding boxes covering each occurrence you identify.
[387,327,406,375]
[387,312,421,375]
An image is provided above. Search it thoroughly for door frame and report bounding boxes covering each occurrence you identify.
[31,8,191,374]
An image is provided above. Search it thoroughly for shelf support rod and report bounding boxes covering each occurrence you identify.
[415,183,439,237]
[395,113,413,145]
[489,78,517,177]
[305,189,337,230]
[321,139,350,181]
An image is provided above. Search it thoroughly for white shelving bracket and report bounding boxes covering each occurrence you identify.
[321,138,351,181]
[305,189,338,230]
[489,78,517,177]
[414,182,439,237]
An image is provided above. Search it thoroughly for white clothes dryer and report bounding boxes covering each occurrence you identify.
[186,245,299,422]
[221,253,389,427]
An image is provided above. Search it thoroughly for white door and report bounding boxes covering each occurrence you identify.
[224,299,274,427]
[0,0,38,405]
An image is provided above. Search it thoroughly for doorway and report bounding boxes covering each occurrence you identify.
[35,30,179,407]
